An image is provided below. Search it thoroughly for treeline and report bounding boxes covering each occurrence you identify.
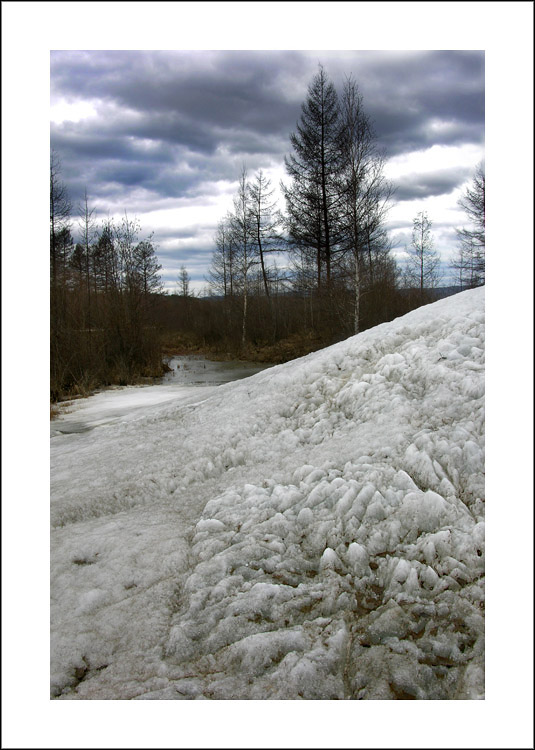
[153,284,415,366]
[51,65,485,401]
[50,152,164,401]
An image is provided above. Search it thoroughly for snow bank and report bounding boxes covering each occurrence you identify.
[51,287,484,699]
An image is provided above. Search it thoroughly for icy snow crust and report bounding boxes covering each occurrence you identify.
[51,287,484,700]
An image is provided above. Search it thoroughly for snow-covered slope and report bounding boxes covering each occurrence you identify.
[51,287,485,700]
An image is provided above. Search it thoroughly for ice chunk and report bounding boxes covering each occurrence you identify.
[400,490,451,533]
[319,547,342,571]
[297,507,314,527]
[346,542,369,577]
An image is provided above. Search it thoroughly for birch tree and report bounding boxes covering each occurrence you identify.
[248,170,283,298]
[230,167,256,345]
[339,76,393,333]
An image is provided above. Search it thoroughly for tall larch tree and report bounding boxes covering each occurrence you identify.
[283,65,343,293]
[454,162,485,287]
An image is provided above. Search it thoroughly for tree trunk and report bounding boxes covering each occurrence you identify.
[353,251,360,335]
[242,282,247,346]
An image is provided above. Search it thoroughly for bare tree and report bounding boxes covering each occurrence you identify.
[248,170,283,298]
[134,235,163,299]
[115,213,141,292]
[77,189,97,332]
[405,211,441,296]
[283,65,343,293]
[338,76,394,333]
[50,150,72,293]
[93,219,117,294]
[454,162,485,286]
[177,265,191,297]
[209,216,236,299]
[230,166,256,345]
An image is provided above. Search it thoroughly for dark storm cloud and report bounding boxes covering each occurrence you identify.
[341,50,485,156]
[393,166,473,202]
[51,50,483,192]
[159,246,214,266]
[51,50,304,154]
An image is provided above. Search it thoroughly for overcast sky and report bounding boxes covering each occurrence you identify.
[50,49,485,292]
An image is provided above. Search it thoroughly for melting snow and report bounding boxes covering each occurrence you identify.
[51,288,485,700]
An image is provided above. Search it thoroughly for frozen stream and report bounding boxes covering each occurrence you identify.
[51,355,270,436]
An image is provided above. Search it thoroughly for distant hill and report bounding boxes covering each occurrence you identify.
[428,285,465,300]
[207,286,470,303]
[398,285,468,301]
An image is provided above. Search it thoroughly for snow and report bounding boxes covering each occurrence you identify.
[48,288,490,703]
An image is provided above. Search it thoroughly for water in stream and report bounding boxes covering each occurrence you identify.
[162,355,268,386]
[51,355,270,436]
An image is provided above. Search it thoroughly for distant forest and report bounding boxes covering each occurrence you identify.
[51,66,484,403]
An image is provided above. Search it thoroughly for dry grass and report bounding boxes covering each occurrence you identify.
[50,400,74,421]
[240,333,325,364]
[159,330,326,365]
